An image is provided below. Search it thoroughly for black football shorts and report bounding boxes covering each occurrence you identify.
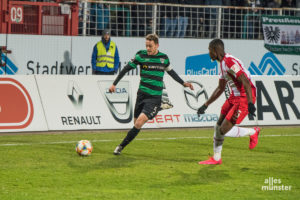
[134,93,161,120]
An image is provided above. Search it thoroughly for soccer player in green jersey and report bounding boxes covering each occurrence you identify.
[109,34,194,155]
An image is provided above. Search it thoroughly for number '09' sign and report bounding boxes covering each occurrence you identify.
[10,6,24,24]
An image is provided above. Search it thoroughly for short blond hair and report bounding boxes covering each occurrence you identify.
[146,34,159,44]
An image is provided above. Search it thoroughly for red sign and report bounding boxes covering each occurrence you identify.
[10,5,24,24]
[0,78,34,129]
[148,114,181,124]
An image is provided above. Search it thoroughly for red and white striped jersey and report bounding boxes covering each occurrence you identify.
[219,53,255,97]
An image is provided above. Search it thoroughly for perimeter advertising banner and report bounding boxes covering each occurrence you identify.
[35,75,300,131]
[0,76,48,132]
[145,76,300,128]
[0,75,299,132]
[262,15,300,55]
[35,75,137,130]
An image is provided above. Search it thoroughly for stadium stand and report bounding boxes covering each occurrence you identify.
[1,0,299,38]
[78,0,300,39]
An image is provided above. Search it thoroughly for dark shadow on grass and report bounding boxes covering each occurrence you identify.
[195,166,230,184]
[97,156,137,169]
[129,151,196,163]
[68,153,137,172]
[150,167,231,188]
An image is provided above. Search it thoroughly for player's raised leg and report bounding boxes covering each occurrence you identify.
[113,114,148,155]
[225,126,261,149]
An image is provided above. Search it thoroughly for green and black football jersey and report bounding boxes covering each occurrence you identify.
[128,50,171,97]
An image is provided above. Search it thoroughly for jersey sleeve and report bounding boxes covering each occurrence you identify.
[219,72,224,79]
[225,58,243,78]
[127,51,140,69]
[165,65,173,71]
[218,62,225,79]
[165,55,170,67]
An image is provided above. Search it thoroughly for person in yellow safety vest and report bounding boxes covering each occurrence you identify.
[91,29,120,75]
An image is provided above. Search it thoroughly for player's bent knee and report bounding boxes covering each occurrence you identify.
[134,122,143,129]
[220,126,228,135]
[134,114,149,129]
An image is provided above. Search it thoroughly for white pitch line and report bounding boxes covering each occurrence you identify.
[0,134,300,147]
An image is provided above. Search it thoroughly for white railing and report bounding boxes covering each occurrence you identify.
[78,0,300,39]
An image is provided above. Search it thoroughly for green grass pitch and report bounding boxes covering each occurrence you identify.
[0,127,299,200]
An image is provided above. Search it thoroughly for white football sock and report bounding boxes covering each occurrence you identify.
[213,124,224,161]
[225,126,256,137]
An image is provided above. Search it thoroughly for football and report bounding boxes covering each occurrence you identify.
[75,140,93,156]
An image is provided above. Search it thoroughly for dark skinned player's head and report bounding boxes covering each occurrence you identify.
[209,39,225,62]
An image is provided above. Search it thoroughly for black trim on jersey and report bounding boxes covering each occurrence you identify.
[137,89,161,99]
[141,62,166,67]
[131,59,140,65]
[140,81,163,91]
[141,74,163,81]
[167,69,184,85]
[141,67,165,72]
[113,64,133,86]
[139,53,168,59]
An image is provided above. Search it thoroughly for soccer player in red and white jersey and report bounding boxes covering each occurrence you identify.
[198,39,260,165]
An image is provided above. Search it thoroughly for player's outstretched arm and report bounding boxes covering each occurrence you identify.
[167,69,184,84]
[198,79,226,115]
[167,69,194,90]
[109,85,116,93]
[183,82,194,90]
[109,64,133,93]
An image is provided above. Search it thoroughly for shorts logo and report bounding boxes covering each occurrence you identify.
[233,109,242,122]
[0,78,34,129]
[98,80,132,123]
[150,105,159,118]
[183,80,208,110]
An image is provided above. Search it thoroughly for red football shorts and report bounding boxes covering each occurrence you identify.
[221,89,256,125]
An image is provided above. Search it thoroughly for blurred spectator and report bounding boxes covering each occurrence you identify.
[78,2,84,35]
[176,0,189,37]
[204,0,222,38]
[297,0,300,16]
[221,0,231,38]
[185,0,205,38]
[90,3,110,36]
[128,0,155,37]
[281,0,296,7]
[243,0,263,39]
[281,0,296,15]
[159,0,179,37]
[267,0,282,7]
[111,0,131,36]
[126,0,138,36]
[231,0,245,6]
[223,0,231,5]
